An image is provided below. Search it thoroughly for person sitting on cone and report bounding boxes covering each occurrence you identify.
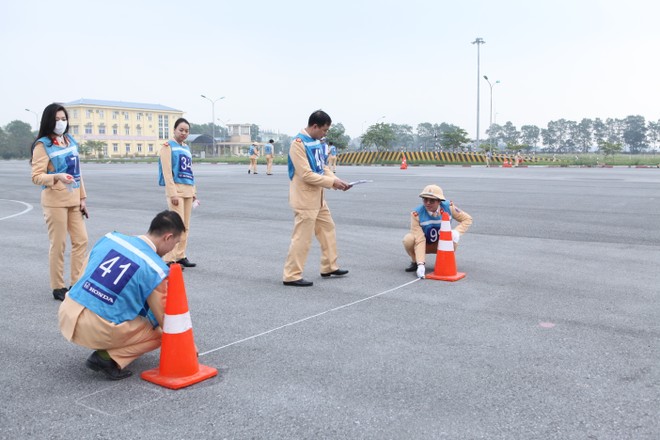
[58,210,186,380]
[402,185,472,278]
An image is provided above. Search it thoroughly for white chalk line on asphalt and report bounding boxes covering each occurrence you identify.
[199,277,421,357]
[0,199,33,221]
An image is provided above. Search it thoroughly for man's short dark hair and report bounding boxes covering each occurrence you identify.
[308,110,331,127]
[269,139,274,143]
[148,210,186,236]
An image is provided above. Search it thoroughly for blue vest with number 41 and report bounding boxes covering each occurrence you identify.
[68,233,169,326]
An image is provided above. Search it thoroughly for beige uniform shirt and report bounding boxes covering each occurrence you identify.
[288,131,337,210]
[31,142,87,207]
[159,143,196,199]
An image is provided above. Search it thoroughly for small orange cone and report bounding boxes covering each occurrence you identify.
[400,154,408,169]
[141,264,217,389]
[425,212,466,282]
[502,158,512,168]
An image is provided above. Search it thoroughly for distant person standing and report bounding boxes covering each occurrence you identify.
[264,139,274,175]
[283,110,352,287]
[485,149,492,167]
[514,151,522,167]
[158,118,197,268]
[248,143,259,174]
[30,103,89,301]
[327,141,338,172]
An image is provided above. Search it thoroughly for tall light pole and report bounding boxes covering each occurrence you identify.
[483,75,500,129]
[471,37,485,147]
[25,108,39,130]
[200,95,224,154]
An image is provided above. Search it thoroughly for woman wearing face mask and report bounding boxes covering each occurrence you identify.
[30,103,89,301]
[157,117,197,268]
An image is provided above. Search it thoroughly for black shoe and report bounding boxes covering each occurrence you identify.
[404,262,417,272]
[248,170,251,174]
[254,172,258,174]
[85,351,132,380]
[320,269,349,278]
[283,279,314,287]
[166,261,184,271]
[176,257,197,268]
[52,287,68,301]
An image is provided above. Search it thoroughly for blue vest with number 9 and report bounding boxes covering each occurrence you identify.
[415,201,451,244]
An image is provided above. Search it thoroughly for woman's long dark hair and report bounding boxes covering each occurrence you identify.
[30,103,69,161]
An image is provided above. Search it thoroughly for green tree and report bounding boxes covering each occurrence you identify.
[327,122,350,150]
[82,140,108,158]
[440,127,470,151]
[189,122,228,140]
[575,118,593,153]
[647,119,660,152]
[391,124,414,150]
[592,118,608,146]
[361,123,396,151]
[1,120,34,159]
[598,141,623,156]
[622,115,647,154]
[250,124,261,142]
[500,121,520,147]
[520,125,540,150]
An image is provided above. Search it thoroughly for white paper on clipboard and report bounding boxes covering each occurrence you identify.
[348,179,373,186]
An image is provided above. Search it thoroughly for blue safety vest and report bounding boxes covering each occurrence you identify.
[264,143,273,155]
[38,135,81,190]
[415,201,451,244]
[288,132,326,180]
[329,145,337,156]
[158,141,194,186]
[68,233,169,326]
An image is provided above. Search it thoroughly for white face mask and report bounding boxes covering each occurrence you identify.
[54,120,67,135]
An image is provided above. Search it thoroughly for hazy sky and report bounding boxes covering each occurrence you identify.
[4,0,659,139]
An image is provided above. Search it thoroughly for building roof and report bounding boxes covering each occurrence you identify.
[64,98,181,112]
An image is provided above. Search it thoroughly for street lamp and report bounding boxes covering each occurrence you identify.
[25,108,39,130]
[471,37,485,147]
[483,75,500,129]
[200,95,225,154]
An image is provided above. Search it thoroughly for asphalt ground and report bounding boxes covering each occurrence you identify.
[1,161,659,440]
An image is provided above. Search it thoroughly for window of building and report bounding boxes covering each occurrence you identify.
[137,113,142,121]
[112,125,118,135]
[98,110,104,118]
[71,125,79,135]
[124,125,130,136]
[136,124,142,136]
[123,112,129,120]
[148,143,154,152]
[147,113,153,121]
[86,109,93,118]
[158,114,170,140]
[125,144,131,154]
[98,125,106,135]
[112,111,119,120]
[137,144,143,153]
[72,109,79,119]
[113,143,119,153]
[85,124,93,135]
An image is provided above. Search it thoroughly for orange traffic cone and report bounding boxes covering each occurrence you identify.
[400,154,408,169]
[425,212,466,282]
[141,264,217,389]
[502,158,512,168]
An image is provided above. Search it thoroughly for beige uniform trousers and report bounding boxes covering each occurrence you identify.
[250,155,258,173]
[43,205,88,289]
[327,155,337,171]
[163,196,193,262]
[59,297,162,369]
[266,154,273,174]
[283,204,338,281]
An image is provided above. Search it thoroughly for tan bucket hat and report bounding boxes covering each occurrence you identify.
[419,184,445,201]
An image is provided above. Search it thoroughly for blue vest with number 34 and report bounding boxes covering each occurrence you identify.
[68,233,169,325]
[158,141,194,186]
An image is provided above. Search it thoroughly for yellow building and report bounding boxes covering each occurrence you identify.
[64,99,183,158]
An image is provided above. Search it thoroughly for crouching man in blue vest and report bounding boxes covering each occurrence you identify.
[403,185,473,278]
[58,210,186,380]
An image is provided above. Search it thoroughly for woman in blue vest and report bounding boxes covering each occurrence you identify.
[402,185,472,278]
[31,103,89,301]
[158,118,197,267]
